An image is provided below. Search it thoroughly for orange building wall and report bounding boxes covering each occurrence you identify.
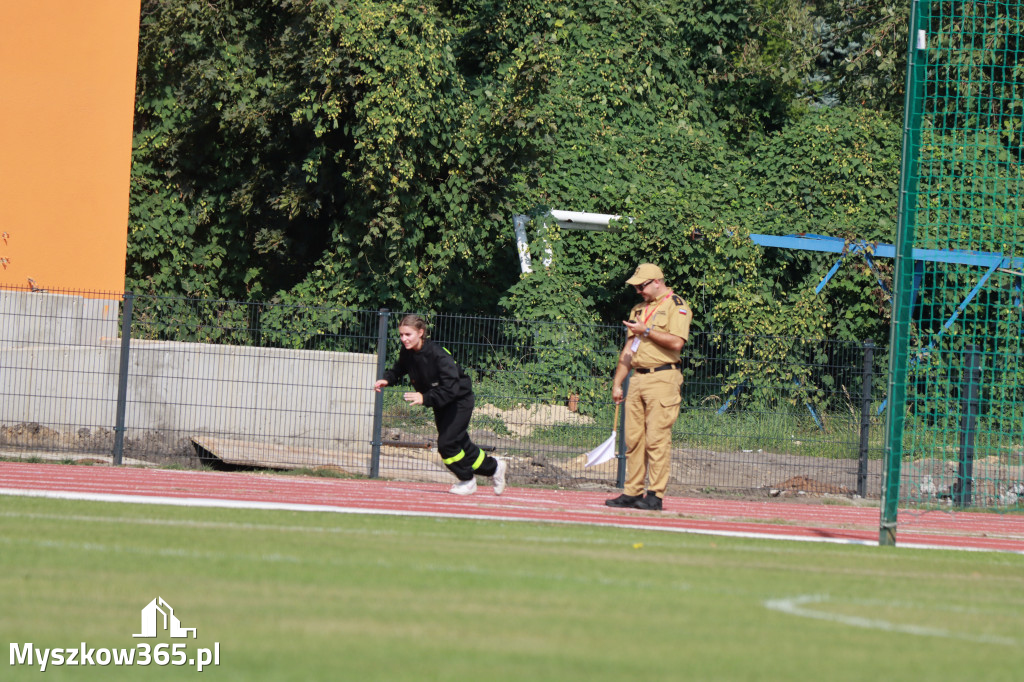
[0,1,141,296]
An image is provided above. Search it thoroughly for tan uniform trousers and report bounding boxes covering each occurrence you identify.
[623,368,683,498]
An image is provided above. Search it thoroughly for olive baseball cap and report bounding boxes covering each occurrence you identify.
[625,263,664,285]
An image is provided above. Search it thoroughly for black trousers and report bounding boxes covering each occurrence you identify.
[434,394,497,481]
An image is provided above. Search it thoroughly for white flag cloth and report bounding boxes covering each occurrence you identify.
[584,431,617,468]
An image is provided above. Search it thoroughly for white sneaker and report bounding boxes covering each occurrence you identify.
[493,458,508,496]
[449,478,477,496]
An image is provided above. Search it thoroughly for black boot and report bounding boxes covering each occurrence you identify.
[633,492,663,511]
[605,493,643,508]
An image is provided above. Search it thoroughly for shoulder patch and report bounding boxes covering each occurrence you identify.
[671,294,684,306]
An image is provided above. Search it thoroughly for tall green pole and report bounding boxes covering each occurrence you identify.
[881,0,930,546]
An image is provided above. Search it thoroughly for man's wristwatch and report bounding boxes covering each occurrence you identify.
[643,327,651,338]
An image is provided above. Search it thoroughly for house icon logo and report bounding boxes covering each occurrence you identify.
[132,597,197,639]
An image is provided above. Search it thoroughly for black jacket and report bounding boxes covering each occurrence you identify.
[382,339,473,409]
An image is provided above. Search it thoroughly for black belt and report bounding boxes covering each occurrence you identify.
[634,363,680,374]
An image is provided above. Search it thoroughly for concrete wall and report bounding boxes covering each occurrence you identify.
[0,290,377,455]
[123,340,377,452]
[0,289,120,348]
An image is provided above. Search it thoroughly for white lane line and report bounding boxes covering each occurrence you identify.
[0,486,878,546]
[2,486,1021,554]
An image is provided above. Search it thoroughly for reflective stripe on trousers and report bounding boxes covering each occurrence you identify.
[443,449,486,470]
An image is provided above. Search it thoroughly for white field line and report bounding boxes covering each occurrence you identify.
[764,594,1019,646]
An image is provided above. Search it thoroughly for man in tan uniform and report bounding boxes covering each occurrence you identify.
[606,263,693,511]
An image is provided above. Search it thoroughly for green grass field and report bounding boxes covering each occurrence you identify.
[2,495,1022,681]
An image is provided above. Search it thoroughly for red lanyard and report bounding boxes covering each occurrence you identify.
[640,291,672,327]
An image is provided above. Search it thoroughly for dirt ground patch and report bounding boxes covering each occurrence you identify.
[473,403,594,438]
[0,422,201,468]
[665,447,883,501]
[901,456,1024,507]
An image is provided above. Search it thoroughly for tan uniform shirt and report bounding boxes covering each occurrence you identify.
[627,291,693,369]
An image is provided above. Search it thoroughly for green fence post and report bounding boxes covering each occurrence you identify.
[881,0,931,546]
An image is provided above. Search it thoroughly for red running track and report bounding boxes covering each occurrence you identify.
[1,462,1023,553]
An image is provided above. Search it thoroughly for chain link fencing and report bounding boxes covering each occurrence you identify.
[0,289,884,497]
[883,1,1024,541]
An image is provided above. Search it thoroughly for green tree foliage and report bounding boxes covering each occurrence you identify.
[131,2,323,300]
[499,215,610,404]
[742,106,901,342]
[129,0,912,351]
[811,0,910,112]
[682,0,820,139]
[925,1,1024,163]
[130,0,542,310]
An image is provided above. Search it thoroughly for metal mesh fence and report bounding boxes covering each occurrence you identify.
[884,1,1024,532]
[0,289,884,496]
